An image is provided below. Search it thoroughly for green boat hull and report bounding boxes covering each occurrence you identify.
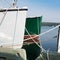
[23,16,42,60]
[22,43,41,60]
[25,16,42,35]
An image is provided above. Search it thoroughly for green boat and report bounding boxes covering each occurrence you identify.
[22,16,42,60]
[24,16,42,43]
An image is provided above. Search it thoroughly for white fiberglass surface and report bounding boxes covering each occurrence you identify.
[0,10,27,49]
[58,27,60,53]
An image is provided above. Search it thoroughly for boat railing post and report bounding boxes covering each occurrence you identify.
[57,26,60,53]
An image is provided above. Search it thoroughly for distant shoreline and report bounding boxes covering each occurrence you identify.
[42,22,60,26]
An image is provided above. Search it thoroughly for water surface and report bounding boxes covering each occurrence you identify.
[40,26,58,51]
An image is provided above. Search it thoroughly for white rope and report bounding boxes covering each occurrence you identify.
[39,24,60,36]
[24,35,39,41]
[0,0,18,25]
[0,0,17,25]
[0,7,13,25]
[25,27,46,52]
[24,24,60,41]
[24,24,60,52]
[0,12,7,25]
[0,8,10,25]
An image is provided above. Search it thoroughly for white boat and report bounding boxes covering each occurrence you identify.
[0,0,28,60]
[0,0,28,49]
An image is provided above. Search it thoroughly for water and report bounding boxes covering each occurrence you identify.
[40,26,58,51]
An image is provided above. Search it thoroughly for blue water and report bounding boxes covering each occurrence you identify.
[40,26,58,51]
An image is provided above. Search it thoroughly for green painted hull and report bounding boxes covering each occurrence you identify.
[22,43,41,60]
[23,16,42,60]
[25,16,42,35]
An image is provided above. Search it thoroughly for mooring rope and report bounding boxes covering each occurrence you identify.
[25,27,46,52]
[24,24,60,56]
[24,24,60,41]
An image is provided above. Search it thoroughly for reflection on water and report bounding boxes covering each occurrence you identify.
[40,26,58,51]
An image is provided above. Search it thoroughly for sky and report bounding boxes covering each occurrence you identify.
[0,0,60,22]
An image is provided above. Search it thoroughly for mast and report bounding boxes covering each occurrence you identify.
[13,0,18,7]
